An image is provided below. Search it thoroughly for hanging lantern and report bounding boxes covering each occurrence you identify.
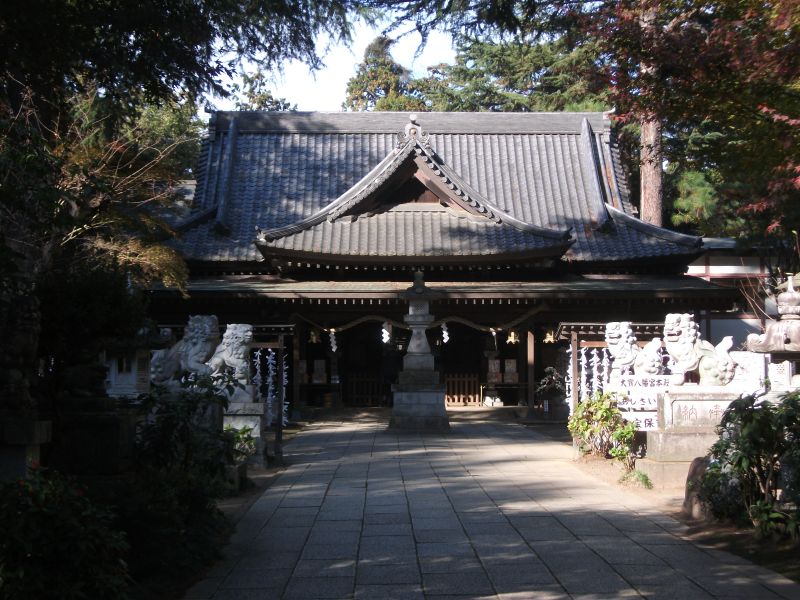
[506,330,520,344]
[543,329,556,344]
[441,323,449,343]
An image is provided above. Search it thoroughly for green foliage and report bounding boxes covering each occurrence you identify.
[231,70,297,112]
[124,98,204,177]
[1,0,373,409]
[0,468,130,599]
[669,170,744,238]
[417,38,608,113]
[101,375,233,579]
[567,392,638,471]
[384,0,800,246]
[223,425,258,464]
[0,0,364,112]
[619,469,653,489]
[535,367,564,395]
[36,263,147,400]
[344,36,426,112]
[701,391,800,539]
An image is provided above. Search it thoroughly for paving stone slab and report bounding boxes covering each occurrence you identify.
[417,541,477,558]
[307,529,361,546]
[422,571,496,596]
[419,556,485,574]
[311,520,363,533]
[236,550,300,570]
[365,503,409,514]
[283,576,355,599]
[356,563,422,585]
[361,523,414,537]
[187,418,800,600]
[301,543,359,560]
[183,577,222,599]
[210,589,284,600]
[293,558,357,578]
[484,564,558,587]
[364,512,411,525]
[219,567,292,590]
[497,587,570,600]
[354,584,424,600]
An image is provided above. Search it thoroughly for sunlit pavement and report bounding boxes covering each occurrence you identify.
[185,414,800,600]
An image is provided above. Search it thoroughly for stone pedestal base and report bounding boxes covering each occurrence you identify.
[225,401,266,465]
[639,428,719,491]
[390,383,449,432]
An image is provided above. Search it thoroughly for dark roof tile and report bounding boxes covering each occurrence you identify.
[180,111,699,266]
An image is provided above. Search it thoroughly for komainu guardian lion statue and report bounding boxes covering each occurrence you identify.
[605,321,639,380]
[206,323,254,386]
[662,313,735,386]
[150,315,220,384]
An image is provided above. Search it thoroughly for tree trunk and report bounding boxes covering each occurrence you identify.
[638,2,663,227]
[640,117,663,226]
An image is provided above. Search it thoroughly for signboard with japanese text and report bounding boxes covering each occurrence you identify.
[608,375,671,431]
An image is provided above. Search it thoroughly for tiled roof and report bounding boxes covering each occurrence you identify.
[260,204,571,261]
[178,111,700,267]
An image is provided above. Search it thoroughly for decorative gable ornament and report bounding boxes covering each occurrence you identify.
[396,113,431,149]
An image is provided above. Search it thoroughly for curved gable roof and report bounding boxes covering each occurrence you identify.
[178,111,700,268]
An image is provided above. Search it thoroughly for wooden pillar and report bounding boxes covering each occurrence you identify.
[292,325,302,416]
[570,331,579,411]
[526,330,536,405]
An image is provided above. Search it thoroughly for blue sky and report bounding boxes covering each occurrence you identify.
[210,21,455,112]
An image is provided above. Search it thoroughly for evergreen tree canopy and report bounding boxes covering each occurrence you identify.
[417,38,608,112]
[344,36,426,111]
[375,0,800,243]
[0,0,383,408]
[0,0,362,115]
[231,70,297,111]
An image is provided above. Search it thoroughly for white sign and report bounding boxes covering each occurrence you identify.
[608,376,670,431]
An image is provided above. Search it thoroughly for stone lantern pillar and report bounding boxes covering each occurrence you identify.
[390,272,449,431]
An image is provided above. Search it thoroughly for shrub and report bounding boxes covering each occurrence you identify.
[568,392,638,471]
[98,375,233,580]
[223,425,257,464]
[0,468,130,600]
[700,391,800,539]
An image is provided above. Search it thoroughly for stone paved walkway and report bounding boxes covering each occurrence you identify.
[185,416,800,600]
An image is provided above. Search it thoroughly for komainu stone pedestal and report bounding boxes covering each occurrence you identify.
[390,273,450,432]
[638,388,740,490]
[224,385,268,465]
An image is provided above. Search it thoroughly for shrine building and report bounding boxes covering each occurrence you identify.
[147,111,739,411]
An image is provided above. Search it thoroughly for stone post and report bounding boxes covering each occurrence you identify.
[390,272,449,431]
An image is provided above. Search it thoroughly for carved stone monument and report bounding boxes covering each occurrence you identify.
[150,315,220,385]
[605,314,767,490]
[150,318,268,463]
[390,272,449,432]
[207,323,255,401]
